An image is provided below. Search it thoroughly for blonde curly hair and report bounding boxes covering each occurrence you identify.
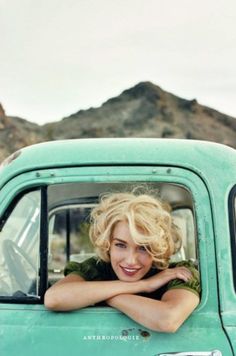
[89,192,182,269]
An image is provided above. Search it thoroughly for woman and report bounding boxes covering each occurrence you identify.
[44,192,200,332]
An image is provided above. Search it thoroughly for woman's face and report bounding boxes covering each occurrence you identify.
[110,220,153,282]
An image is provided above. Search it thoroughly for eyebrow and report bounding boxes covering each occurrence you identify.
[112,238,127,244]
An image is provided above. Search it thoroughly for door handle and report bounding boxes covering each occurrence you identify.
[158,351,222,356]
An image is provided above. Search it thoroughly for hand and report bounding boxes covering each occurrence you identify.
[143,266,193,293]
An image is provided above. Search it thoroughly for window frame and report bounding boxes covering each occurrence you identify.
[0,187,47,304]
[0,164,212,309]
[229,185,236,292]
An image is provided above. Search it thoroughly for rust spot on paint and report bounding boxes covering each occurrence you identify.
[121,329,129,337]
[121,328,150,339]
[139,329,150,338]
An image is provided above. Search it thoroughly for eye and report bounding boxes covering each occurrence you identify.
[138,245,147,252]
[115,242,126,249]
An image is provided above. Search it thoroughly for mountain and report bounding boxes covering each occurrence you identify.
[0,82,236,161]
[0,103,44,161]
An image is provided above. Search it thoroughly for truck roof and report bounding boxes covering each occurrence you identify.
[0,138,235,188]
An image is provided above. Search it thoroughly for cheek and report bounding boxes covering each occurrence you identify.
[110,247,124,263]
[139,254,153,268]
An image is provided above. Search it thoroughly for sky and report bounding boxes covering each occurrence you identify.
[1,0,236,125]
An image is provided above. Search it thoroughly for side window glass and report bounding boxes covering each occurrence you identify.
[0,190,41,298]
[48,205,95,284]
[171,208,196,263]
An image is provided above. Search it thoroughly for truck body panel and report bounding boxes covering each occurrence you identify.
[0,139,236,355]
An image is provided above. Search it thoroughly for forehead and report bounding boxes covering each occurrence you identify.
[112,221,146,247]
[113,220,130,237]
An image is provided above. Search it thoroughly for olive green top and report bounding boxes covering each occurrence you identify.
[64,257,200,300]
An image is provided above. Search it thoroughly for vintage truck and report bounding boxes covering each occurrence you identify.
[0,138,236,356]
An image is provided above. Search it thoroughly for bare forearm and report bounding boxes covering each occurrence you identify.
[45,279,145,311]
[107,294,169,331]
[107,290,199,332]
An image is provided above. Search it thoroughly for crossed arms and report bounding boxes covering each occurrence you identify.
[44,266,199,332]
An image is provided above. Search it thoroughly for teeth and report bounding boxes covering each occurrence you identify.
[123,268,137,272]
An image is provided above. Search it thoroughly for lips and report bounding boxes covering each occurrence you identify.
[120,266,141,277]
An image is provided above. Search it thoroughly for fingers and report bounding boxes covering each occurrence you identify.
[171,267,192,282]
[144,266,193,293]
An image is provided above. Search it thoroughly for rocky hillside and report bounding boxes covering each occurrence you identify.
[0,103,44,161]
[0,81,236,161]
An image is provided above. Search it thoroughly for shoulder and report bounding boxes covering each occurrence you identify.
[168,260,201,297]
[170,260,199,275]
[64,257,114,281]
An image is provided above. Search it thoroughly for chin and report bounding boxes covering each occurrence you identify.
[116,271,143,282]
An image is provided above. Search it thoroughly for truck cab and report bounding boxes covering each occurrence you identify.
[0,138,236,356]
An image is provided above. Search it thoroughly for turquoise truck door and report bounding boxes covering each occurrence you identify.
[0,165,233,356]
[219,185,236,351]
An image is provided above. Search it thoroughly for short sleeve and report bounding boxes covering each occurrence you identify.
[64,257,103,281]
[167,260,201,297]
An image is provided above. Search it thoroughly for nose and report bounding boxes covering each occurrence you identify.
[125,249,138,266]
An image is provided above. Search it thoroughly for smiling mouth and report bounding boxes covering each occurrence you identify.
[120,266,141,276]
